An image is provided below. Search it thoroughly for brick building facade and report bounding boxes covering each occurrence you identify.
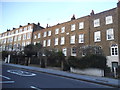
[32,1,120,68]
[0,1,120,68]
[0,23,44,51]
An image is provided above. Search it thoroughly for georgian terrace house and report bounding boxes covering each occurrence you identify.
[32,1,120,69]
[1,1,120,69]
[0,23,44,52]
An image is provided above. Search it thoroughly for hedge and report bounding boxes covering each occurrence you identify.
[68,54,107,69]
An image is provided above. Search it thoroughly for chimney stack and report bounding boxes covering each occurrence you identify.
[117,0,120,7]
[19,25,22,27]
[46,24,49,28]
[90,10,94,16]
[7,29,10,31]
[71,14,76,20]
[38,22,40,26]
[13,28,16,30]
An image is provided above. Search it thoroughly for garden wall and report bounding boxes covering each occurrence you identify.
[70,67,104,77]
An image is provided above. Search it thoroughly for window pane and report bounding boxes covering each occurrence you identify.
[61,37,65,45]
[94,31,101,42]
[48,31,51,36]
[70,35,75,44]
[43,32,47,37]
[71,24,75,31]
[111,45,118,56]
[79,34,84,43]
[55,38,58,45]
[107,29,114,40]
[94,19,100,27]
[106,16,113,25]
[43,40,46,47]
[71,47,76,56]
[55,28,59,34]
[61,27,65,33]
[79,22,84,29]
[47,39,51,46]
[62,48,67,56]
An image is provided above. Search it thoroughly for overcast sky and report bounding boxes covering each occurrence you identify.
[0,0,118,33]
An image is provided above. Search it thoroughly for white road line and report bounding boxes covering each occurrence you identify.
[7,70,36,76]
[0,81,15,84]
[0,75,11,80]
[30,86,41,90]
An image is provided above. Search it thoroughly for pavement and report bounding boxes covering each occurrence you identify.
[3,63,120,88]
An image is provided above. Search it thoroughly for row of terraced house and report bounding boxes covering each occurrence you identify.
[1,1,120,69]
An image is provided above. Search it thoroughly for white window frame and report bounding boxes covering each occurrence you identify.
[19,28,22,33]
[47,39,51,46]
[55,38,59,46]
[71,24,75,31]
[61,27,65,33]
[79,34,84,43]
[3,39,6,44]
[43,40,46,47]
[38,33,41,38]
[94,19,100,27]
[61,37,65,45]
[14,36,17,41]
[27,33,31,39]
[43,32,47,37]
[94,31,101,42]
[71,47,77,56]
[34,35,37,39]
[18,35,21,41]
[55,28,59,35]
[34,42,36,45]
[28,25,32,30]
[16,30,18,34]
[10,37,13,43]
[48,31,52,36]
[111,45,118,56]
[79,22,84,29]
[62,48,67,56]
[106,28,114,40]
[106,16,113,25]
[24,27,27,31]
[23,34,26,40]
[70,35,75,44]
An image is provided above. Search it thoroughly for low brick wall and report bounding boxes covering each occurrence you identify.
[70,67,104,77]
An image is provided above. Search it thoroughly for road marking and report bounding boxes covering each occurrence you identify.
[0,81,15,84]
[30,86,41,90]
[0,75,15,84]
[7,70,36,76]
[0,75,11,80]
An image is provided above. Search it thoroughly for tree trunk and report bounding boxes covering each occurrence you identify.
[61,61,64,70]
[45,56,47,68]
[28,57,31,64]
[26,57,29,66]
[39,57,42,67]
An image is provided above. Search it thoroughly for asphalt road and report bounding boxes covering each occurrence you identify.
[1,65,114,89]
